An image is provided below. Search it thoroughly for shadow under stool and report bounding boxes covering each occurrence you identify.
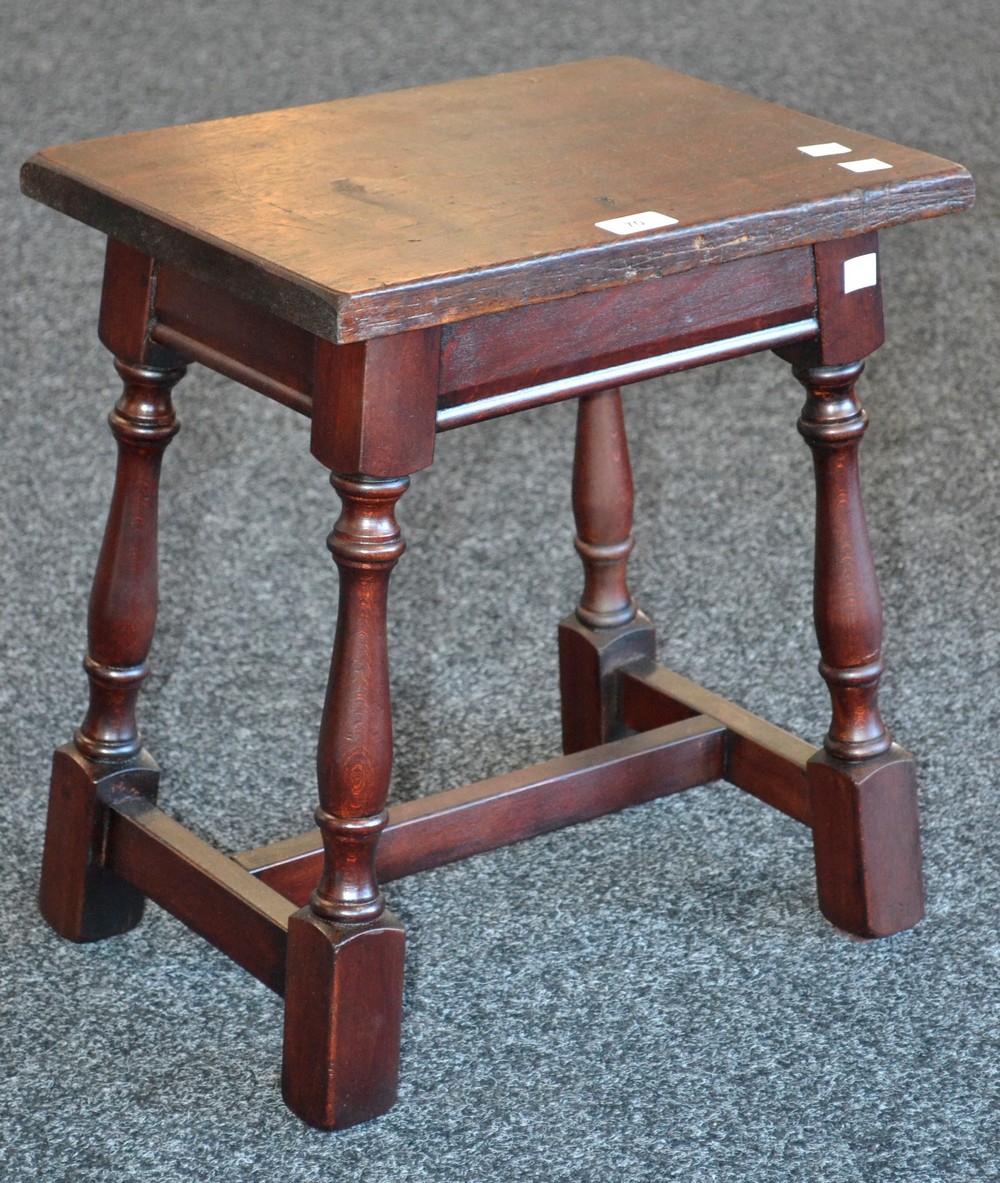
[20,58,974,1128]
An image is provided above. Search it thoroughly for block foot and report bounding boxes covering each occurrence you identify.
[39,743,158,942]
[807,744,923,938]
[282,907,406,1130]
[558,610,656,753]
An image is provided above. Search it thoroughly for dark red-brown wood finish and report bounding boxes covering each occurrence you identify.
[38,242,186,945]
[21,59,971,343]
[22,59,972,1129]
[558,387,657,755]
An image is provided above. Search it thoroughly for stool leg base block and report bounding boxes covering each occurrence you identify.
[282,907,405,1130]
[807,744,923,938]
[39,743,158,943]
[558,611,656,754]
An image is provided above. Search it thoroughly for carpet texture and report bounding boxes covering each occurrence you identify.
[1,2,997,1180]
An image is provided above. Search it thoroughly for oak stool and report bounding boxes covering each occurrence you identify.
[21,59,973,1128]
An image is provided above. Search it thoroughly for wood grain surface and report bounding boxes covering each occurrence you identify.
[21,58,973,341]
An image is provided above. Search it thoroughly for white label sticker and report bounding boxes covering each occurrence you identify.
[843,252,878,293]
[595,211,679,235]
[797,142,851,157]
[838,158,892,173]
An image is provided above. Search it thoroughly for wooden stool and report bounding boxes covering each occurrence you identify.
[22,59,973,1129]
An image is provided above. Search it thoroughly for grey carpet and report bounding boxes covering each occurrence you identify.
[2,2,997,1180]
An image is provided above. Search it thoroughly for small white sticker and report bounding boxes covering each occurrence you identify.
[797,142,851,157]
[838,158,892,173]
[843,252,878,293]
[595,211,679,236]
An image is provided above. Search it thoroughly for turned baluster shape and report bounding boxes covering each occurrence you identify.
[75,357,185,762]
[310,473,408,923]
[559,386,654,754]
[572,388,638,630]
[795,360,891,761]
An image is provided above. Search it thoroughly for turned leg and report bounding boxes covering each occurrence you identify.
[795,360,923,937]
[40,356,184,942]
[559,388,655,753]
[282,473,408,1130]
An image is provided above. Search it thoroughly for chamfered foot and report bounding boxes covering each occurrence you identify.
[807,743,923,938]
[39,743,159,942]
[282,907,406,1130]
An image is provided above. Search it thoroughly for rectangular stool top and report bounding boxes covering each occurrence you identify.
[22,58,972,343]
